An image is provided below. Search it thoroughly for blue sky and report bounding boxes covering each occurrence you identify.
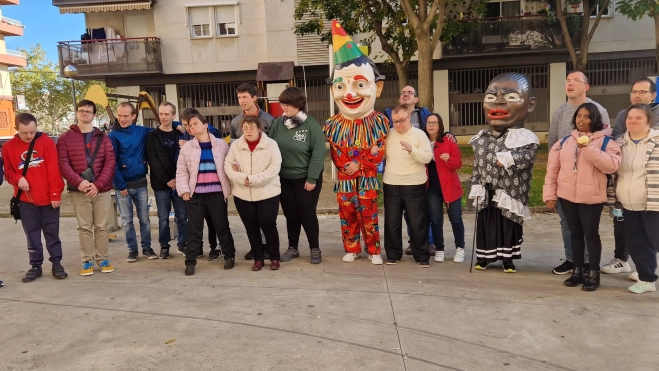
[3,0,85,62]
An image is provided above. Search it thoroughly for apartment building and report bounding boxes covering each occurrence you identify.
[0,0,25,140]
[52,0,657,140]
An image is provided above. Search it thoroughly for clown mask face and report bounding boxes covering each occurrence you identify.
[331,64,383,120]
[483,79,535,133]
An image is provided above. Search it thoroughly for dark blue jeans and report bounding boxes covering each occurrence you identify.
[116,186,151,252]
[19,201,63,267]
[427,187,465,251]
[154,190,188,248]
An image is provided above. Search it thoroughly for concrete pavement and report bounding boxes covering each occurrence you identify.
[0,213,657,371]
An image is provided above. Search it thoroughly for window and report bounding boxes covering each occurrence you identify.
[189,7,211,38]
[484,0,521,18]
[589,0,613,17]
[215,5,237,36]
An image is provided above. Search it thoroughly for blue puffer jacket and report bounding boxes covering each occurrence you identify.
[383,106,432,132]
[108,122,153,190]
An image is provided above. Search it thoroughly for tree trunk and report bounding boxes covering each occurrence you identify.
[394,61,409,92]
[416,30,434,111]
[655,13,659,74]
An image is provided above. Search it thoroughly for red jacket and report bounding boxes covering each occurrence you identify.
[57,125,116,193]
[428,136,464,204]
[1,133,64,206]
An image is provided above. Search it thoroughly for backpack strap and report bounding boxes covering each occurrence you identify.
[601,136,611,151]
[558,135,570,149]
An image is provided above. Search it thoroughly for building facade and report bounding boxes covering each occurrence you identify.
[0,0,26,140]
[52,0,657,141]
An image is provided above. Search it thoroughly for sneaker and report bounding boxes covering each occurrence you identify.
[22,267,42,282]
[386,259,400,265]
[224,257,235,270]
[80,261,94,276]
[310,248,322,264]
[0,280,3,287]
[52,265,68,279]
[369,255,384,265]
[418,261,430,268]
[244,251,254,260]
[100,260,114,273]
[428,244,437,255]
[601,258,632,274]
[503,262,517,273]
[185,265,195,276]
[552,260,574,275]
[281,248,300,262]
[127,250,138,262]
[628,271,640,282]
[628,281,657,294]
[208,249,221,261]
[434,251,445,263]
[177,245,186,255]
[453,248,465,263]
[342,253,357,263]
[159,248,170,260]
[143,248,158,260]
[474,260,488,270]
[405,245,412,255]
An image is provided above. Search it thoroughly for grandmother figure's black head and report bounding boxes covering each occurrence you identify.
[483,73,536,134]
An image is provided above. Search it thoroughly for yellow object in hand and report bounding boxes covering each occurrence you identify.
[577,136,590,145]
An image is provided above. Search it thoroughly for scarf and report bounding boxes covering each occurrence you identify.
[283,111,308,129]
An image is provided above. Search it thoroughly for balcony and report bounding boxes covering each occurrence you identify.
[0,0,19,5]
[57,37,162,79]
[0,17,24,37]
[442,15,582,57]
[0,49,26,67]
[52,0,152,14]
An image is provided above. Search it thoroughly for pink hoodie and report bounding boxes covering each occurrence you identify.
[544,129,621,205]
[176,136,232,199]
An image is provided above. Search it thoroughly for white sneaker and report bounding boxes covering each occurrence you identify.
[628,271,640,282]
[434,251,445,263]
[342,253,357,263]
[601,258,632,274]
[453,248,465,263]
[369,255,383,265]
[628,281,656,294]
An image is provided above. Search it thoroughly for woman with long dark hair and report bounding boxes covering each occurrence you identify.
[424,114,466,263]
[544,102,621,291]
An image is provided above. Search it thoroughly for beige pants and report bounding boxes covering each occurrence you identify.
[71,191,112,264]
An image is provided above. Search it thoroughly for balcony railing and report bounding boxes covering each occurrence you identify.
[57,37,162,78]
[5,49,25,58]
[1,16,22,27]
[442,15,582,57]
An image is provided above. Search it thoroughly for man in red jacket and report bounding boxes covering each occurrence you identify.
[2,113,67,282]
[57,100,117,276]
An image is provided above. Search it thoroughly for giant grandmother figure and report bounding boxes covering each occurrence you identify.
[468,72,539,273]
[324,20,389,265]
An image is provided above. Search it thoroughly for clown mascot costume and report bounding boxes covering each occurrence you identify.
[323,21,389,265]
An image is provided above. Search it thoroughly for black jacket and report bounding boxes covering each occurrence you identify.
[146,128,181,191]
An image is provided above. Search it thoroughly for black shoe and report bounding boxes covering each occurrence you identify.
[310,248,322,264]
[160,248,170,259]
[405,245,412,255]
[244,251,254,260]
[564,267,584,287]
[583,262,590,277]
[208,249,221,261]
[582,270,600,292]
[502,261,516,273]
[185,265,195,276]
[418,261,430,268]
[143,248,158,260]
[177,245,186,255]
[0,280,4,287]
[386,259,400,265]
[552,260,575,275]
[22,267,42,282]
[126,250,138,262]
[224,257,235,270]
[52,265,68,279]
[474,259,488,271]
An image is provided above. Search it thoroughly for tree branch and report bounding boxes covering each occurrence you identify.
[555,0,579,67]
[399,0,420,28]
[430,1,447,50]
[424,0,444,30]
[364,1,404,65]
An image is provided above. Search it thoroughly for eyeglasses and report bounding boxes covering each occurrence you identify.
[631,90,651,95]
[77,110,94,115]
[426,121,440,126]
[565,79,585,84]
[242,124,258,131]
[392,115,410,126]
[400,91,415,96]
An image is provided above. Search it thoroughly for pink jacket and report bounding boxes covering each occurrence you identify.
[176,137,232,199]
[543,129,621,204]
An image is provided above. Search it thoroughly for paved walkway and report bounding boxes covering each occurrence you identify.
[0,212,656,370]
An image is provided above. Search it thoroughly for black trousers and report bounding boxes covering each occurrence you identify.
[623,209,659,283]
[384,183,430,262]
[559,199,604,270]
[185,192,235,266]
[206,214,216,250]
[280,173,322,250]
[613,216,628,261]
[234,195,281,262]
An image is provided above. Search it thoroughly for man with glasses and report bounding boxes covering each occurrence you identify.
[57,100,117,276]
[147,102,188,260]
[384,86,431,132]
[602,77,659,278]
[548,70,610,275]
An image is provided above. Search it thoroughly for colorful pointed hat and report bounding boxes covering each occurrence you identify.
[332,20,365,66]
